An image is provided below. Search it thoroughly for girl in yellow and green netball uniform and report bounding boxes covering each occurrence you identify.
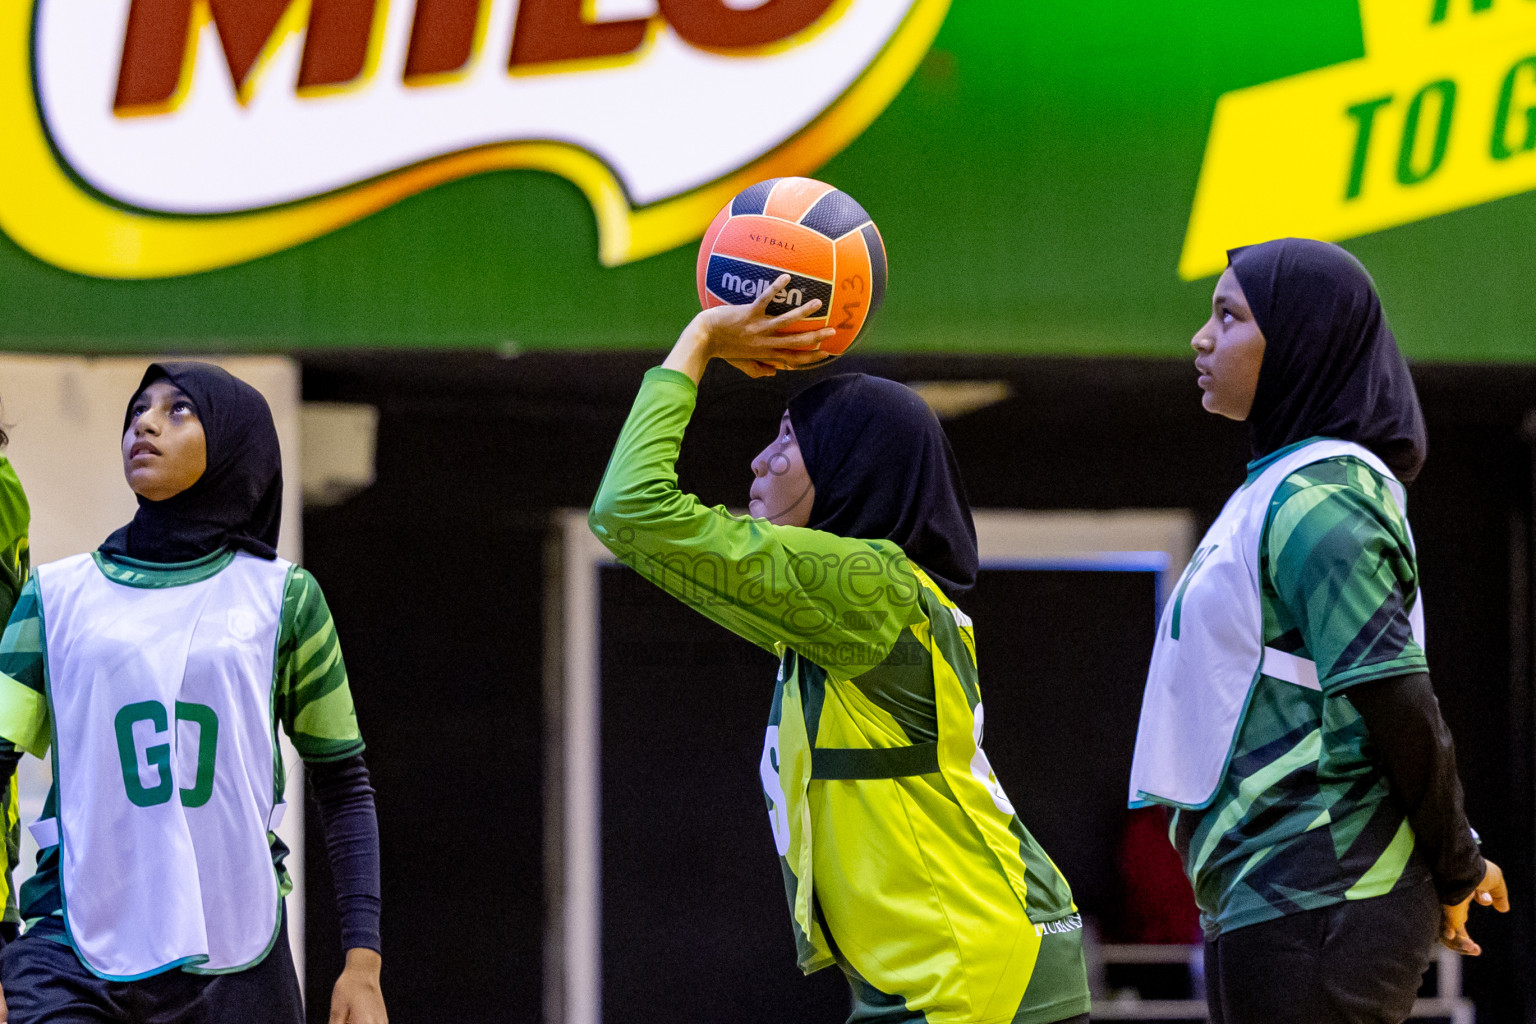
[590,277,1090,1024]
[0,417,29,948]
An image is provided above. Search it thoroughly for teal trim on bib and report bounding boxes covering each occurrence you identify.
[91,549,235,589]
[1244,436,1328,482]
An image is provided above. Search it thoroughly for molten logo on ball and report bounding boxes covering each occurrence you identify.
[708,255,831,317]
[0,0,949,278]
[699,177,886,356]
[719,273,805,308]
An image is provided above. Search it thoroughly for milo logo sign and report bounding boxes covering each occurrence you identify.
[0,0,949,278]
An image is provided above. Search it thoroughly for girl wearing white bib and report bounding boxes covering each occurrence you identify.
[1129,239,1507,1024]
[0,364,387,1024]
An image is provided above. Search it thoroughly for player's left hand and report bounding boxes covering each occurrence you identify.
[1440,859,1509,956]
[329,948,388,1024]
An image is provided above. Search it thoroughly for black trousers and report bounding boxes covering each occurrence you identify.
[0,911,304,1024]
[1204,880,1440,1024]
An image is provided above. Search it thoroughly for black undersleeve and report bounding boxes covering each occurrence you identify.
[308,753,383,954]
[1346,672,1484,904]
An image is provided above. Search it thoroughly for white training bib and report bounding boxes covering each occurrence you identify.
[35,552,291,980]
[1128,440,1423,810]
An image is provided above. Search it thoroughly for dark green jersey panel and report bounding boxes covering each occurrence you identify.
[1173,452,1431,936]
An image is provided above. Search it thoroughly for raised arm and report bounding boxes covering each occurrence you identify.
[589,282,919,675]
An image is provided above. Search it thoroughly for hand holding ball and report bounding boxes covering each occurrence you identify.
[697,177,887,360]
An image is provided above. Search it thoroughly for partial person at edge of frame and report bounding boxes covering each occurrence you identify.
[0,364,387,1024]
[588,276,1092,1024]
[1129,238,1508,1024]
[0,412,28,957]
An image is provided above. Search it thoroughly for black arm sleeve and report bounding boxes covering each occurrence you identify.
[1347,672,1484,905]
[0,742,22,944]
[308,753,382,954]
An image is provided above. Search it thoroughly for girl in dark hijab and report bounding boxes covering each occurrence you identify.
[787,372,978,599]
[100,362,282,564]
[591,277,1090,1024]
[1235,239,1428,483]
[0,363,387,1024]
[1129,239,1505,1024]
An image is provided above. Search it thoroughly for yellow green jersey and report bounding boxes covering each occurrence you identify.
[590,368,1088,1024]
[0,456,30,930]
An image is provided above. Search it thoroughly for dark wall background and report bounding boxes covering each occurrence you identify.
[595,565,852,1023]
[299,352,1536,1023]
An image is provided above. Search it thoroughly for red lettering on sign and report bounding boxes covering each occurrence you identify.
[115,0,194,109]
[405,0,482,79]
[508,0,649,68]
[300,0,378,89]
[657,0,837,49]
[112,0,844,112]
[114,0,379,111]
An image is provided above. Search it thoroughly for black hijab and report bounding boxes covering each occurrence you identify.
[787,374,978,598]
[1229,238,1427,483]
[101,362,283,563]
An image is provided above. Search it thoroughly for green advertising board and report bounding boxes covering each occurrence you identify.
[1,0,1533,361]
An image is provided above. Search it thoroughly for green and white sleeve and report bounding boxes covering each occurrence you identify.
[274,568,366,763]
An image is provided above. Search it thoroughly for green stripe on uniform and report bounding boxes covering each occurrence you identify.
[1191,728,1323,879]
[1344,818,1415,899]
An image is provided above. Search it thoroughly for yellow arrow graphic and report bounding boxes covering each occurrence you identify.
[1180,0,1536,280]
